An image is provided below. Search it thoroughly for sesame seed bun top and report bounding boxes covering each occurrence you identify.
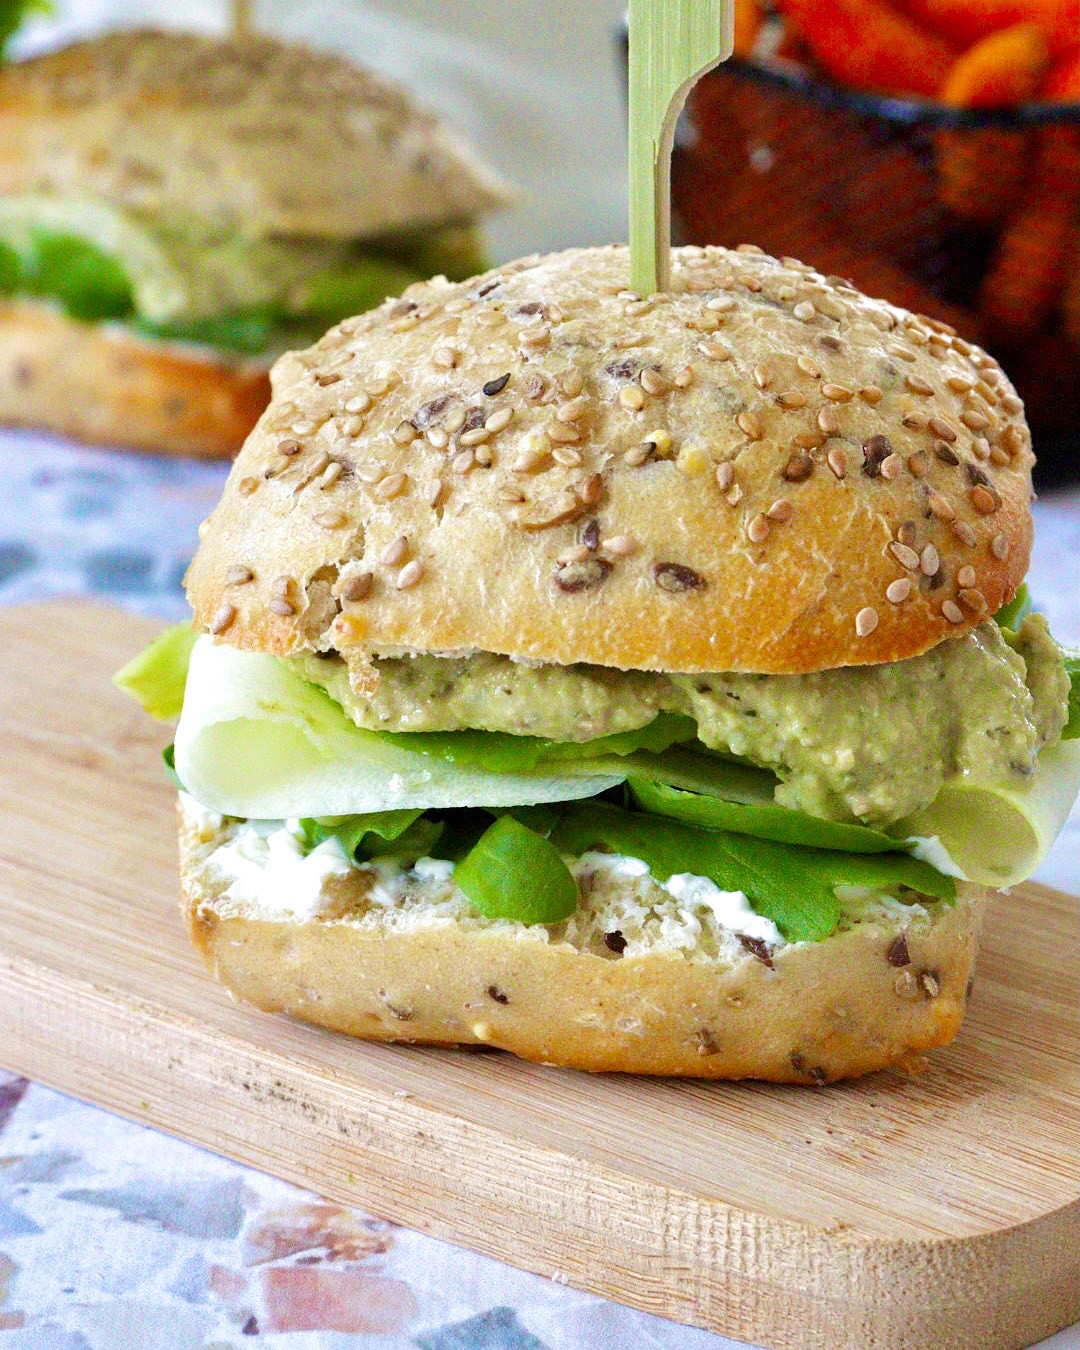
[186,244,1033,674]
[0,29,509,240]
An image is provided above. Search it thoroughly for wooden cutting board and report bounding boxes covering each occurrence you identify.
[0,600,1077,1350]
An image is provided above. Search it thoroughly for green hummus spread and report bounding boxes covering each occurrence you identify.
[292,614,1071,829]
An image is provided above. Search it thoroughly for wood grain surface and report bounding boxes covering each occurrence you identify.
[0,600,1077,1350]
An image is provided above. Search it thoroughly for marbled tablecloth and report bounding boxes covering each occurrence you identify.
[1,429,1078,1350]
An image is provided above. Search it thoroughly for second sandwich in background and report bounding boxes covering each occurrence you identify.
[0,28,508,457]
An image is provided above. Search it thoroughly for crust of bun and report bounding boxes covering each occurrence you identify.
[187,245,1033,674]
[0,30,508,240]
[179,812,985,1082]
[0,300,270,457]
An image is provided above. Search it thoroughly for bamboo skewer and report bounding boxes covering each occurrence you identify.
[628,0,733,296]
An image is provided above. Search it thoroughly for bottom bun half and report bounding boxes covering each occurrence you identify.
[179,809,987,1082]
[0,301,271,457]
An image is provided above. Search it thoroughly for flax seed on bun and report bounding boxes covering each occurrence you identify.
[187,244,1032,674]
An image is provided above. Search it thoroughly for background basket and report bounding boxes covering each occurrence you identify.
[668,55,1080,486]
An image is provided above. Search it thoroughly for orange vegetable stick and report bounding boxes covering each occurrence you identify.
[935,23,1051,222]
[895,0,1078,58]
[775,0,956,97]
[734,0,762,59]
[940,22,1050,107]
[979,123,1080,343]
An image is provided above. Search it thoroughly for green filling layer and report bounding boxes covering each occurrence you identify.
[0,198,487,352]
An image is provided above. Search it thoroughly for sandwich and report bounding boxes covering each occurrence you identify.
[117,244,1080,1081]
[0,29,506,456]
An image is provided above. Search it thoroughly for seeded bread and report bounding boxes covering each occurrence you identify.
[0,30,509,240]
[179,807,986,1081]
[0,300,271,457]
[186,245,1033,675]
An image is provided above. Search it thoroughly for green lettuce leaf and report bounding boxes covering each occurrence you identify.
[453,814,578,924]
[113,623,197,720]
[550,801,955,943]
[0,0,51,57]
[302,809,443,864]
[375,712,697,774]
[993,583,1032,632]
[1064,654,1079,741]
[628,778,903,853]
[28,231,134,321]
[291,257,421,323]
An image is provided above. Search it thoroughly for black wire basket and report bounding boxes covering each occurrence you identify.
[666,52,1080,485]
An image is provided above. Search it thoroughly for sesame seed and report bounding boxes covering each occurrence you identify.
[558,543,591,566]
[752,365,771,391]
[902,411,927,430]
[268,596,296,616]
[920,544,940,576]
[817,405,840,436]
[736,411,763,440]
[445,407,467,434]
[341,571,374,602]
[747,513,770,543]
[556,397,588,424]
[578,473,604,508]
[1001,425,1025,457]
[498,484,525,503]
[483,373,511,397]
[277,438,301,456]
[238,477,259,496]
[547,423,581,447]
[559,368,585,398]
[776,389,807,409]
[460,426,492,447]
[292,419,318,436]
[433,346,459,370]
[855,607,879,637]
[707,293,736,312]
[382,535,409,566]
[888,344,917,363]
[646,428,673,455]
[357,464,383,484]
[953,521,978,546]
[726,483,744,506]
[956,565,976,589]
[620,385,646,411]
[972,437,991,460]
[344,394,371,414]
[225,565,253,585]
[793,300,816,321]
[928,492,956,522]
[625,442,653,468]
[908,453,929,478]
[267,455,290,477]
[553,445,583,467]
[942,600,964,624]
[794,430,824,450]
[426,426,449,450]
[317,461,342,490]
[961,409,990,431]
[393,420,417,446]
[640,368,671,396]
[272,576,291,597]
[375,473,408,501]
[928,416,958,443]
[971,484,999,514]
[947,375,975,394]
[316,372,341,387]
[827,446,847,479]
[519,324,551,347]
[897,521,917,546]
[716,462,736,491]
[653,562,706,593]
[905,373,934,395]
[991,533,1009,560]
[397,560,424,590]
[886,578,912,604]
[935,442,960,466]
[767,498,793,522]
[697,340,731,362]
[314,510,347,530]
[783,452,813,482]
[881,453,903,480]
[674,367,694,388]
[210,603,236,635]
[821,383,852,402]
[602,534,637,556]
[450,449,474,474]
[890,542,920,570]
